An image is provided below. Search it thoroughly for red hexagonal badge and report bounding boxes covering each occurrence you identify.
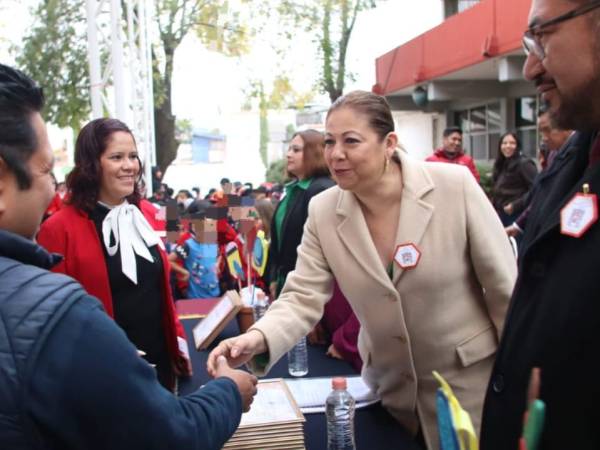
[393,243,421,270]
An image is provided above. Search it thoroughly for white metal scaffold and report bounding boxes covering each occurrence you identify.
[86,0,156,194]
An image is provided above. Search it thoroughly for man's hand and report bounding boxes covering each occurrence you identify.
[207,329,267,377]
[214,356,258,412]
[505,224,521,237]
[503,203,514,214]
[326,344,343,360]
[307,323,327,345]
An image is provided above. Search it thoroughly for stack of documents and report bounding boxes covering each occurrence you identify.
[224,379,306,450]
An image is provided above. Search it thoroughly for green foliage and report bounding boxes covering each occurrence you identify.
[265,159,287,184]
[245,76,312,169]
[276,0,377,103]
[16,0,90,131]
[17,0,254,171]
[176,118,193,143]
[285,123,296,141]
[476,160,494,197]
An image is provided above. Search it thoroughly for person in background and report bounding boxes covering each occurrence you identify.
[426,126,480,182]
[169,217,221,299]
[481,0,600,448]
[38,118,190,391]
[537,105,573,169]
[505,107,573,237]
[192,186,201,199]
[254,198,275,240]
[490,132,538,226]
[308,282,363,373]
[267,129,335,299]
[204,187,217,200]
[208,91,516,450]
[0,62,257,450]
[176,189,194,213]
[151,165,163,193]
[43,173,63,220]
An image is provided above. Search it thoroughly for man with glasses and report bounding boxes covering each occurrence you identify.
[481,1,600,449]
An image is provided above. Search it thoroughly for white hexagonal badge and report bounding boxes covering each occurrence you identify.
[393,243,421,270]
[560,191,598,238]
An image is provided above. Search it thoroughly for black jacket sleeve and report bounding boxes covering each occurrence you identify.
[511,159,538,212]
[27,295,242,450]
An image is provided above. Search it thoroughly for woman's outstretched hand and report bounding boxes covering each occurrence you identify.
[207,329,267,377]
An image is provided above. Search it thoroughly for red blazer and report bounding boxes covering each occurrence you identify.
[37,204,189,374]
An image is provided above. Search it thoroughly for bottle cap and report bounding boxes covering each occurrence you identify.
[332,377,347,390]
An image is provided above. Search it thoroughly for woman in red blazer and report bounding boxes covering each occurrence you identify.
[38,118,191,391]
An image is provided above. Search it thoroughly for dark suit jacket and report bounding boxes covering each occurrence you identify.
[481,131,600,450]
[267,176,334,290]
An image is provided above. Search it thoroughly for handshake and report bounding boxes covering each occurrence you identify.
[209,329,268,412]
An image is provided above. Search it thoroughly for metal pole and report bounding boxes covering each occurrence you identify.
[110,0,127,120]
[86,0,102,118]
[140,0,156,192]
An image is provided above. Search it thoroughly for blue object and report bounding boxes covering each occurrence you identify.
[437,389,460,450]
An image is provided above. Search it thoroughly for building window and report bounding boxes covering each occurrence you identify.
[458,0,480,12]
[454,102,501,160]
[516,96,539,158]
[444,0,481,17]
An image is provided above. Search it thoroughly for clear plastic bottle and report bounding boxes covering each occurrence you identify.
[287,336,308,376]
[253,294,269,322]
[326,377,356,450]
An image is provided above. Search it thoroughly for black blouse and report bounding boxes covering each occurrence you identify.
[90,203,172,388]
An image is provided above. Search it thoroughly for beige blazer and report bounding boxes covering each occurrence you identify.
[251,151,517,450]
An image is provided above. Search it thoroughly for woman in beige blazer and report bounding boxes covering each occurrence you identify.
[208,91,517,450]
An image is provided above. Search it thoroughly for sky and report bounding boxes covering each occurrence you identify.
[0,0,443,189]
[171,0,444,129]
[1,0,443,126]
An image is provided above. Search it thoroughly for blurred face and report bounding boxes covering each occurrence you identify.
[538,112,572,151]
[500,134,519,158]
[98,131,139,206]
[287,135,305,179]
[442,132,463,154]
[0,112,55,239]
[523,0,600,130]
[324,107,396,194]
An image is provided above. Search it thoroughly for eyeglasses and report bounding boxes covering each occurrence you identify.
[522,0,600,59]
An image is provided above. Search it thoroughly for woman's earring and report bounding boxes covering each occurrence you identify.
[384,157,390,172]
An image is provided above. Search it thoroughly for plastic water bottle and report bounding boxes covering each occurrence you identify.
[287,336,308,376]
[326,377,356,450]
[253,294,269,322]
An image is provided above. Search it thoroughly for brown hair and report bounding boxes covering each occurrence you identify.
[67,118,142,212]
[286,129,330,179]
[326,90,401,162]
[255,198,275,239]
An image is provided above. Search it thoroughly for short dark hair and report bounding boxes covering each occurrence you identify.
[443,126,462,138]
[0,64,45,189]
[67,118,142,212]
[220,177,231,185]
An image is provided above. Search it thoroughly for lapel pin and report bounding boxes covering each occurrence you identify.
[560,183,598,238]
[394,243,421,270]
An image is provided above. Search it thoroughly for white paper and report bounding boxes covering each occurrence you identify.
[284,376,379,414]
[240,383,301,426]
[192,296,234,346]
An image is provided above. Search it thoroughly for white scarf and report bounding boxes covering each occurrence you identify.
[101,201,164,285]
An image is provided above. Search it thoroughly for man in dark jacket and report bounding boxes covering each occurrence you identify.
[481,1,600,449]
[0,63,257,449]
